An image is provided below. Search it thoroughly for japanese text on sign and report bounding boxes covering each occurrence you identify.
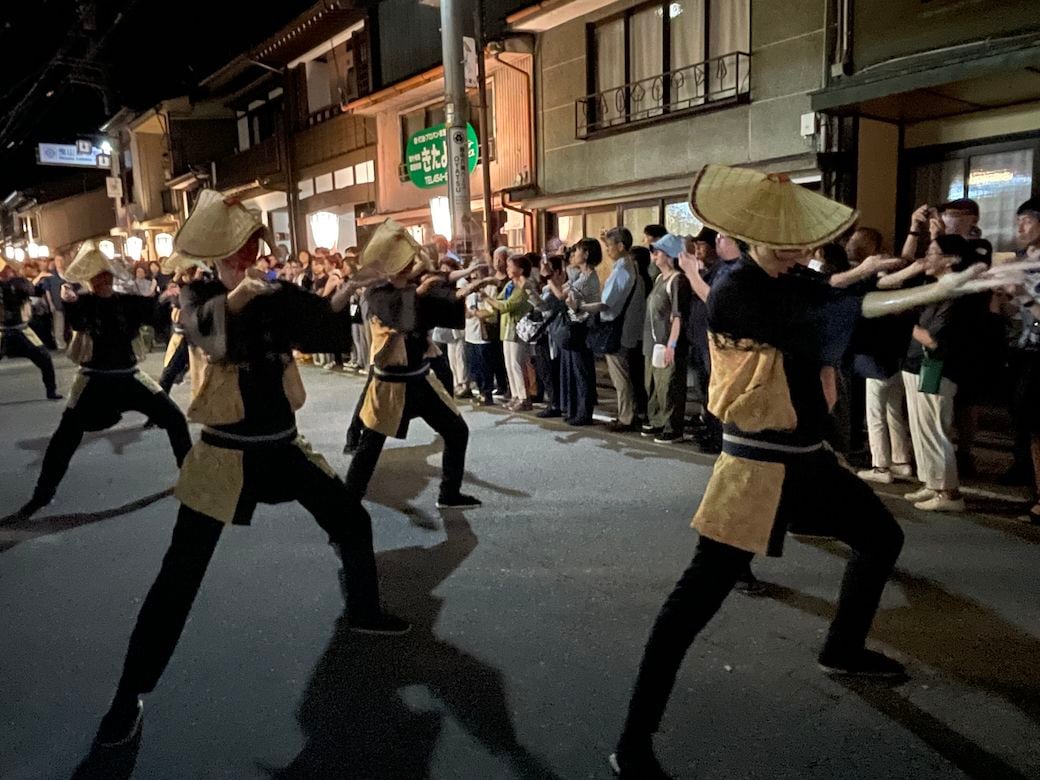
[405,123,479,189]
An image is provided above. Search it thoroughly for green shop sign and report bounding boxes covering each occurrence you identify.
[404,122,478,189]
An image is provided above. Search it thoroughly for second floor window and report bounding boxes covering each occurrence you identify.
[589,0,749,128]
[236,93,283,152]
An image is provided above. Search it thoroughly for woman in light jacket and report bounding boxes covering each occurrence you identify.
[485,254,533,410]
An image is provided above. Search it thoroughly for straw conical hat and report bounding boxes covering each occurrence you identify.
[360,219,424,276]
[689,164,858,249]
[63,240,129,283]
[0,257,24,275]
[161,251,209,275]
[164,189,274,272]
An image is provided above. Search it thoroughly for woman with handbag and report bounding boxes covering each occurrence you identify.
[552,239,602,425]
[900,234,986,512]
[531,254,568,418]
[483,254,534,410]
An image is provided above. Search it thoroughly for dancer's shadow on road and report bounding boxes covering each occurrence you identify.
[0,398,59,408]
[15,424,150,466]
[267,513,561,779]
[0,489,173,553]
[764,539,1039,779]
[363,439,529,527]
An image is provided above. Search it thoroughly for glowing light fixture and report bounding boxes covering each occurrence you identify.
[14,248,26,261]
[26,242,40,258]
[126,236,144,261]
[429,197,452,241]
[155,232,174,258]
[309,211,339,250]
[99,240,116,259]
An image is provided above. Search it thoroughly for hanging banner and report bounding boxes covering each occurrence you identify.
[404,123,478,189]
[463,36,479,88]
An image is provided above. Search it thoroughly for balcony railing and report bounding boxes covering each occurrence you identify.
[576,51,751,140]
[306,104,344,129]
[214,136,281,190]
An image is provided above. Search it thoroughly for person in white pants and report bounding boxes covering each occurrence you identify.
[857,373,913,484]
[484,254,533,411]
[902,373,961,510]
[898,234,986,512]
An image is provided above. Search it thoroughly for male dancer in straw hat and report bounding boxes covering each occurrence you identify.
[0,256,61,400]
[610,165,1009,778]
[95,191,407,748]
[14,241,191,519]
[343,219,480,510]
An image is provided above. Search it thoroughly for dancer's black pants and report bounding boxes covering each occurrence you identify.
[345,379,468,501]
[489,340,509,396]
[533,339,560,412]
[2,328,56,394]
[465,342,495,400]
[621,453,904,739]
[33,374,191,502]
[112,443,382,700]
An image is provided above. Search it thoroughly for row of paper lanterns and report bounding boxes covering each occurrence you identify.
[3,233,174,264]
[4,243,50,261]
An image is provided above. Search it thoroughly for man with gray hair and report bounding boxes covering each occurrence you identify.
[575,227,645,431]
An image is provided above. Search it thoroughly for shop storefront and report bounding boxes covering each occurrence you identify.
[811,1,1040,249]
[902,134,1038,253]
[346,45,535,253]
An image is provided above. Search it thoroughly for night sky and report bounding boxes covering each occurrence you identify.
[0,0,318,195]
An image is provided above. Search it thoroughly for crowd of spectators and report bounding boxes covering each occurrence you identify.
[13,194,1040,524]
[381,197,1040,521]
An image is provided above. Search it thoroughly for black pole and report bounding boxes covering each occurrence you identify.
[474,0,494,254]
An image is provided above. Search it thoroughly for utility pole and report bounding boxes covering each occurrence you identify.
[439,0,472,255]
[473,0,494,255]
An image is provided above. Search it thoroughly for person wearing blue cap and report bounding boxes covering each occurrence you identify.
[642,234,691,444]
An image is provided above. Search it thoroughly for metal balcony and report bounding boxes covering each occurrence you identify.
[576,51,751,140]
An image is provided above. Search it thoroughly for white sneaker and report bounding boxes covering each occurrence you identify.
[914,494,966,512]
[890,463,914,480]
[857,468,893,484]
[904,487,936,503]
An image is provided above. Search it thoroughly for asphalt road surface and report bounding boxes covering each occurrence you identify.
[2,352,1038,779]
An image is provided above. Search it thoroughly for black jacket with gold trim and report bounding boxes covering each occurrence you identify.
[174,279,351,523]
[360,280,465,438]
[692,257,863,556]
